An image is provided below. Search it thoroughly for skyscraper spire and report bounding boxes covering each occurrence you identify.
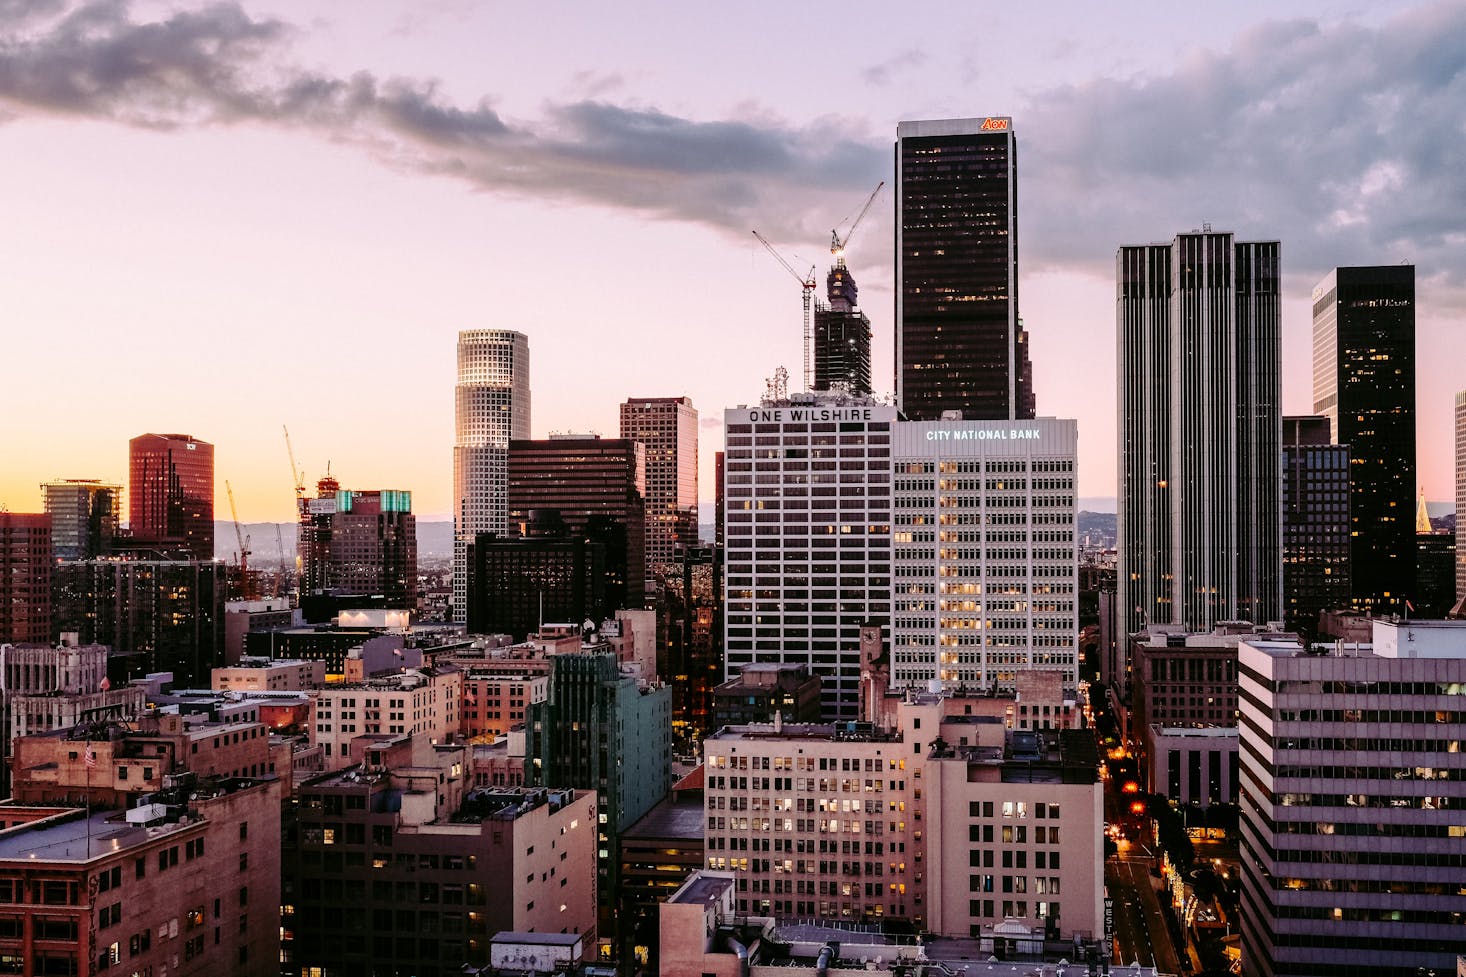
[1416,487,1432,534]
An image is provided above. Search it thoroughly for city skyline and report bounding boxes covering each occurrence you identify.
[2,1,1464,522]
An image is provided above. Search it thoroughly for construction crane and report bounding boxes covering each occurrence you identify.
[830,181,885,266]
[275,523,287,599]
[752,230,817,391]
[283,425,306,519]
[225,480,255,601]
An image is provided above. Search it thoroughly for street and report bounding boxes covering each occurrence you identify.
[1106,857,1183,975]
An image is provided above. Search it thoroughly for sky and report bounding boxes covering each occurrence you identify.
[2,0,1463,522]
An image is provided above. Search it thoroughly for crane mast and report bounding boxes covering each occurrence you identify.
[225,480,254,601]
[752,230,817,391]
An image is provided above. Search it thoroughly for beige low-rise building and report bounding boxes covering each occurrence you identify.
[702,685,1102,945]
[312,665,462,769]
[211,657,324,691]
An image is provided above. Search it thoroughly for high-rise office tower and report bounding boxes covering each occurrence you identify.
[40,479,121,560]
[896,116,1033,421]
[1238,622,1466,975]
[298,483,417,607]
[1312,265,1416,614]
[1281,417,1350,634]
[0,513,51,644]
[128,433,213,559]
[618,397,697,575]
[1457,390,1466,603]
[890,417,1079,691]
[1117,231,1282,634]
[508,435,646,609]
[722,395,895,718]
[453,329,530,623]
[812,263,872,395]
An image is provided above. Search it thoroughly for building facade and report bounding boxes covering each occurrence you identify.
[1281,416,1350,635]
[1117,231,1282,634]
[525,652,672,934]
[896,116,1033,421]
[1456,390,1465,603]
[128,433,213,560]
[0,776,281,977]
[311,665,462,769]
[299,484,417,607]
[1238,622,1466,975]
[702,692,1102,942]
[1311,265,1416,615]
[40,479,121,561]
[890,418,1079,691]
[722,397,895,719]
[51,559,225,688]
[285,734,597,977]
[0,514,51,645]
[508,436,646,609]
[711,663,822,729]
[453,330,531,622]
[619,397,698,576]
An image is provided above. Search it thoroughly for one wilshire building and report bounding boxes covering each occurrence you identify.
[722,393,895,719]
[1117,231,1282,635]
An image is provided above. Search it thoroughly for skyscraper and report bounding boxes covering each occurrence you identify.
[128,433,213,559]
[1281,416,1350,634]
[1117,231,1282,634]
[1457,390,1466,603]
[618,397,697,575]
[890,417,1079,691]
[722,395,895,718]
[0,513,51,645]
[508,435,646,609]
[453,329,530,622]
[1311,265,1416,614]
[812,263,872,395]
[40,478,121,560]
[896,116,1033,421]
[298,482,417,607]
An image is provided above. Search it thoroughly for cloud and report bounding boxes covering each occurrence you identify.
[0,2,1462,288]
[1019,3,1466,284]
[0,1,884,242]
[861,49,927,87]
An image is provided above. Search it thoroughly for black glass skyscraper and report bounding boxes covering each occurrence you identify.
[1312,265,1415,614]
[896,117,1033,421]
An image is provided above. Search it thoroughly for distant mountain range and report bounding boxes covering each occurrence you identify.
[213,521,455,563]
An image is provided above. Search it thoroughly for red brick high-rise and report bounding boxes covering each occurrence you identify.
[129,433,213,559]
[0,512,51,644]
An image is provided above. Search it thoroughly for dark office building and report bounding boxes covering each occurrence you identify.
[128,433,214,560]
[465,513,609,640]
[0,513,51,644]
[298,480,417,609]
[896,116,1033,421]
[662,543,722,751]
[812,263,872,395]
[52,558,224,686]
[508,436,645,608]
[1416,531,1457,619]
[1312,265,1416,615]
[1282,416,1350,635]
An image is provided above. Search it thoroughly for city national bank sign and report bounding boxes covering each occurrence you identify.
[925,427,1041,442]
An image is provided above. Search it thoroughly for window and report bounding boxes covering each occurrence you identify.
[238,886,249,906]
